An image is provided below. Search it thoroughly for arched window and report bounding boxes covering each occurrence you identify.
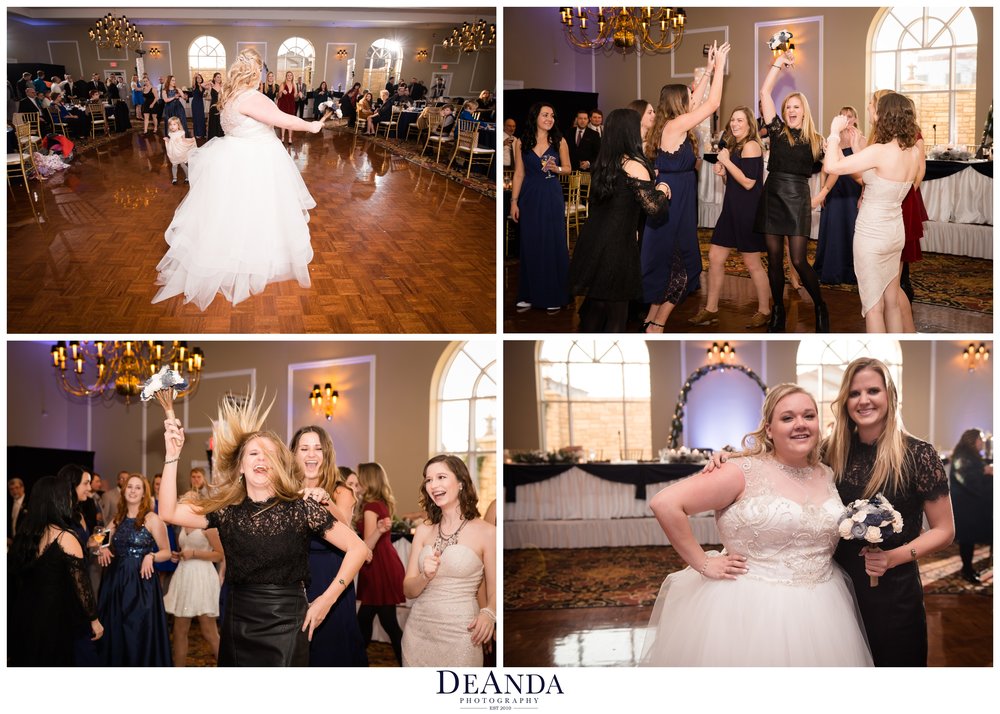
[188,35,226,85]
[434,341,496,514]
[537,340,651,460]
[363,38,402,95]
[277,36,316,86]
[796,338,903,428]
[871,7,978,146]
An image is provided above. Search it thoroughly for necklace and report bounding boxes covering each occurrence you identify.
[434,518,469,553]
[773,459,815,480]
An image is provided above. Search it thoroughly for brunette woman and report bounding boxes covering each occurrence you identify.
[756,50,828,332]
[207,71,224,139]
[948,429,992,583]
[190,73,207,138]
[161,75,188,137]
[277,70,298,143]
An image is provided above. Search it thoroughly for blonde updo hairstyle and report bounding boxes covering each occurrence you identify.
[218,48,264,115]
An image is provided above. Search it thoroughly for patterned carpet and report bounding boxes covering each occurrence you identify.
[504,543,992,610]
[698,228,994,314]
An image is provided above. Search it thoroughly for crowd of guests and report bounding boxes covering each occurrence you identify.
[8,400,496,668]
[508,45,933,334]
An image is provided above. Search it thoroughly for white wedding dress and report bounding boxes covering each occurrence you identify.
[639,456,873,666]
[152,89,315,310]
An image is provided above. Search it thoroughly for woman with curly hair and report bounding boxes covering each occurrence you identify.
[824,92,923,332]
[96,473,173,665]
[401,455,496,667]
[157,395,370,666]
[355,462,406,664]
[291,426,368,666]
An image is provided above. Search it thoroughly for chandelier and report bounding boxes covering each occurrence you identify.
[88,13,144,51]
[309,383,340,421]
[51,340,204,405]
[560,7,687,56]
[442,19,496,53]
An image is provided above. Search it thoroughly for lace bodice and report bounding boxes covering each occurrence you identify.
[205,497,334,586]
[624,175,671,220]
[716,457,844,585]
[220,89,276,138]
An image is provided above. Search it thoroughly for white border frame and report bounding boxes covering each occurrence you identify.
[754,15,824,128]
[141,40,174,78]
[323,42,357,88]
[431,43,461,65]
[670,25,730,78]
[47,40,84,77]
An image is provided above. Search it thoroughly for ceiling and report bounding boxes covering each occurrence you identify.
[7,6,496,30]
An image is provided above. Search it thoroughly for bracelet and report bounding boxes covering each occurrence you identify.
[772,64,781,70]
[479,607,496,622]
[910,547,918,561]
[164,457,179,464]
[699,557,709,576]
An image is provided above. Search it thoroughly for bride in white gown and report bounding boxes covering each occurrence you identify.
[639,383,872,666]
[152,48,328,310]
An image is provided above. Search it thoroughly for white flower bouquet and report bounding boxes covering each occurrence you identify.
[838,493,903,587]
[140,365,189,419]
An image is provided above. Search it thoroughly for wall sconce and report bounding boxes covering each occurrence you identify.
[336,49,348,61]
[962,343,990,372]
[416,49,428,62]
[767,29,795,58]
[149,46,161,57]
[706,342,736,364]
[310,383,339,420]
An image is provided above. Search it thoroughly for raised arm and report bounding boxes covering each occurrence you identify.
[648,462,748,579]
[667,42,731,137]
[302,520,371,640]
[759,51,793,124]
[158,418,209,530]
[824,115,885,176]
[239,90,325,133]
[689,42,717,111]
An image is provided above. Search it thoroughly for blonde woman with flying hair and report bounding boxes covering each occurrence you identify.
[355,461,406,665]
[755,50,829,332]
[640,383,871,666]
[157,394,370,666]
[152,48,333,311]
[828,357,953,666]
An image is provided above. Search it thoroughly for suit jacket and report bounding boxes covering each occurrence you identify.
[8,496,27,537]
[88,80,106,96]
[17,97,52,131]
[72,79,89,99]
[373,96,395,123]
[568,126,601,170]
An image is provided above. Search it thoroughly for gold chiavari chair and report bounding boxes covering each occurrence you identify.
[446,119,495,178]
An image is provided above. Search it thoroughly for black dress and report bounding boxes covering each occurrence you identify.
[8,535,98,666]
[949,449,992,546]
[569,169,669,331]
[207,87,224,138]
[754,115,819,237]
[833,434,949,666]
[206,496,334,667]
[711,149,766,252]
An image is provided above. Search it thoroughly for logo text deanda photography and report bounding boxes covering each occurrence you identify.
[436,670,565,709]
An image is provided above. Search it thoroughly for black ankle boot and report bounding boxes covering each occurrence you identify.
[900,263,915,304]
[960,566,982,584]
[815,302,830,333]
[767,304,786,333]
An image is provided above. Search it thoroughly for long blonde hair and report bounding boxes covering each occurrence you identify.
[780,92,823,161]
[218,48,263,115]
[739,383,822,465]
[825,358,909,499]
[357,462,395,517]
[194,393,303,514]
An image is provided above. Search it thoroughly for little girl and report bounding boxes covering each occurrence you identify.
[164,116,196,185]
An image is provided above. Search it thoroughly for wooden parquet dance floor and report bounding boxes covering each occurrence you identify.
[7,125,496,333]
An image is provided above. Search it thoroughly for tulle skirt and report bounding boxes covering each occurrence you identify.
[639,559,873,666]
[153,132,315,310]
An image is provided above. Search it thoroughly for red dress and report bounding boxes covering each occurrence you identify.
[901,133,928,263]
[276,84,297,115]
[355,500,405,605]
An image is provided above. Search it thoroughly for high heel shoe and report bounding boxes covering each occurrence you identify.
[814,302,830,333]
[767,305,786,333]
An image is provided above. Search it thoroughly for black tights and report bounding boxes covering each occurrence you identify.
[578,298,628,333]
[358,604,403,665]
[765,234,824,309]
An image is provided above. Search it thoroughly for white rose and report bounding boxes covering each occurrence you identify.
[852,511,867,523]
[891,514,903,533]
[838,519,853,538]
[865,526,883,543]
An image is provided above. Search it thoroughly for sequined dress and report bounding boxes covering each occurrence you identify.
[639,456,872,666]
[153,88,316,310]
[401,543,485,667]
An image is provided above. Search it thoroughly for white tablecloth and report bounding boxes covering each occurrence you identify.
[921,165,993,225]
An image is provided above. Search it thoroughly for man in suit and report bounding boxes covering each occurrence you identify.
[16,72,33,100]
[8,477,27,544]
[568,110,601,171]
[18,87,53,132]
[72,75,90,100]
[365,89,394,134]
[589,108,604,138]
[100,470,129,525]
[295,76,308,117]
[87,73,106,97]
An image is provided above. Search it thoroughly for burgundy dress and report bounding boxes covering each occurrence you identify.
[276,85,297,116]
[900,133,928,263]
[356,500,405,605]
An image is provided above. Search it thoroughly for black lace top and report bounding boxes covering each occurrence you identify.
[836,434,949,549]
[764,115,822,176]
[206,497,334,586]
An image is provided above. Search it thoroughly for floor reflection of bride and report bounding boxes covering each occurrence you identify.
[639,383,873,666]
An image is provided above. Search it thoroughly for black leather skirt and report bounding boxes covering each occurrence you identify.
[219,583,309,667]
[753,170,812,237]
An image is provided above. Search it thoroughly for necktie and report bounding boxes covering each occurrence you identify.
[577,129,583,146]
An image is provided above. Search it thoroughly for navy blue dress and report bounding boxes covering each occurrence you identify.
[517,145,568,309]
[641,141,700,303]
[162,88,188,137]
[306,536,369,666]
[191,84,207,138]
[98,517,172,666]
[814,147,861,284]
[711,150,766,253]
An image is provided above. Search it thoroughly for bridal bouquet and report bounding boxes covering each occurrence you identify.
[838,493,903,587]
[140,365,189,419]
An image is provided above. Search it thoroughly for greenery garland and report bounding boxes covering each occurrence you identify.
[669,364,768,448]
